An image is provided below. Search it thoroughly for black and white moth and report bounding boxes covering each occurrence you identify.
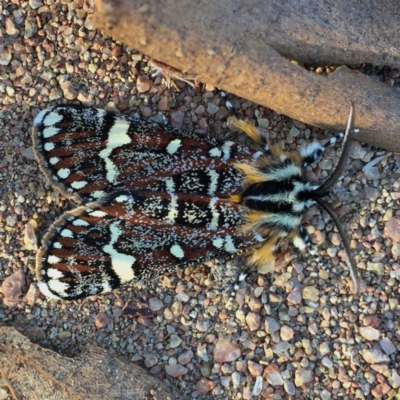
[32,104,360,300]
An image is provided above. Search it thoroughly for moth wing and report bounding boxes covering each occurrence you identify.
[33,105,259,202]
[37,190,263,300]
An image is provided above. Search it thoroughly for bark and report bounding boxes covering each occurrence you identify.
[93,0,400,152]
[0,326,187,400]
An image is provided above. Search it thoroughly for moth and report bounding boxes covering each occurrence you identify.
[32,104,359,300]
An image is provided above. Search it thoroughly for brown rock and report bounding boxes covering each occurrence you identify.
[24,224,38,250]
[94,312,109,328]
[213,338,241,363]
[245,311,261,331]
[196,378,216,395]
[0,326,186,399]
[384,217,400,242]
[371,382,391,398]
[247,360,263,377]
[294,368,313,386]
[136,75,152,93]
[23,284,40,306]
[2,269,26,306]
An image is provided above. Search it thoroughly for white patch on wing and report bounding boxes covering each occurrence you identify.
[61,229,74,238]
[57,168,70,179]
[103,221,136,283]
[222,141,233,160]
[99,118,131,183]
[46,268,64,279]
[47,255,61,264]
[92,190,106,199]
[37,281,62,299]
[72,219,89,226]
[209,147,222,157]
[224,235,237,253]
[166,139,182,154]
[207,169,219,196]
[53,242,62,249]
[44,142,55,151]
[212,237,224,249]
[165,193,178,223]
[166,177,175,192]
[44,111,64,126]
[115,194,129,202]
[71,181,88,189]
[49,157,60,165]
[208,197,219,229]
[89,210,108,217]
[170,244,184,258]
[48,279,70,296]
[43,126,60,138]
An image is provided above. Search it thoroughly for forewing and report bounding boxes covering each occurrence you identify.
[37,191,263,300]
[33,104,259,202]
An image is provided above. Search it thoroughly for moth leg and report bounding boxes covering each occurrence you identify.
[294,225,332,277]
[300,133,345,167]
[226,271,248,306]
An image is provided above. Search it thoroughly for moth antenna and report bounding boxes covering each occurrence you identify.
[314,105,354,195]
[313,197,360,293]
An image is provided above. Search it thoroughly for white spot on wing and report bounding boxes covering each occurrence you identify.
[89,210,108,217]
[115,195,129,202]
[47,268,64,279]
[170,244,184,258]
[61,229,73,238]
[53,242,62,249]
[222,141,233,160]
[207,169,219,196]
[103,221,136,283]
[71,181,88,189]
[44,142,55,151]
[57,168,70,179]
[44,111,64,126]
[50,157,60,165]
[72,219,89,226]
[43,126,60,138]
[166,177,175,192]
[47,255,61,264]
[208,197,219,229]
[166,139,182,154]
[99,118,131,183]
[92,190,105,199]
[212,237,224,249]
[47,279,69,296]
[165,193,178,223]
[224,235,237,253]
[37,281,61,299]
[209,147,222,157]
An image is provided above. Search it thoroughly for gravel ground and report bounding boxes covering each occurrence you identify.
[1,1,400,399]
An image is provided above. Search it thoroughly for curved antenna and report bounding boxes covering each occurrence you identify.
[314,105,354,196]
[313,197,360,293]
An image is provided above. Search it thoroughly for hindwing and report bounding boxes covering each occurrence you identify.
[36,190,262,300]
